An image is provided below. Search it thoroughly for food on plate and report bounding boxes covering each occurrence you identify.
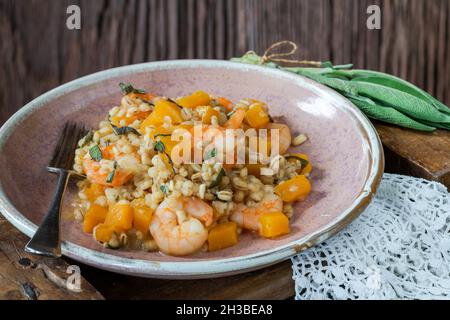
[72,83,312,256]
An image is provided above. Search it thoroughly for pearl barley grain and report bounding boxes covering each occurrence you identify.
[292,133,308,146]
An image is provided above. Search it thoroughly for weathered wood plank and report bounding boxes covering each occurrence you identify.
[375,123,450,189]
[0,215,103,300]
[1,0,449,126]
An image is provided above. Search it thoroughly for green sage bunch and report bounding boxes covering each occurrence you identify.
[231,51,450,131]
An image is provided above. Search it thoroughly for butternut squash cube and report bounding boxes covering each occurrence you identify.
[176,90,211,108]
[208,222,239,251]
[93,223,117,243]
[274,175,311,202]
[258,211,290,238]
[201,106,220,124]
[245,103,270,129]
[133,205,154,235]
[104,203,134,230]
[140,99,182,130]
[85,183,105,202]
[287,153,313,175]
[83,204,108,233]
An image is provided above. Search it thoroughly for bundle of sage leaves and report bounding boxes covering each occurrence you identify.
[231,52,450,131]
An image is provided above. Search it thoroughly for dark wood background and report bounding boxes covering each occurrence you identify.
[1,0,449,125]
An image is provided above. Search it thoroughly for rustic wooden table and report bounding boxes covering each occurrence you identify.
[1,122,449,300]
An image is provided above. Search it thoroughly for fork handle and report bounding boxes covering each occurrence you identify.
[25,169,70,257]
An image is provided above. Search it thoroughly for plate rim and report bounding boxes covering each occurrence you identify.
[0,59,384,278]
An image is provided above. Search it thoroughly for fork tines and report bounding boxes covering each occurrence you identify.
[48,122,87,171]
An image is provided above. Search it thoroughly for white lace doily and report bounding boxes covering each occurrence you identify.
[291,173,450,300]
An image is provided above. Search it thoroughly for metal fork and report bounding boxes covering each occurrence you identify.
[25,122,87,257]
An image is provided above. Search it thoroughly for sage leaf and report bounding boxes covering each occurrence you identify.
[293,68,357,95]
[333,69,450,115]
[204,148,217,161]
[154,133,172,139]
[321,61,353,70]
[119,82,146,95]
[209,168,226,188]
[153,141,175,174]
[89,145,102,161]
[106,161,118,183]
[111,124,141,136]
[351,76,441,109]
[285,155,309,168]
[160,184,169,196]
[167,98,183,109]
[415,119,450,130]
[353,82,450,123]
[80,131,94,147]
[154,140,165,153]
[349,98,435,132]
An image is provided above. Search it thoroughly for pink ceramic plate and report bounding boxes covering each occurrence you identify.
[0,60,384,279]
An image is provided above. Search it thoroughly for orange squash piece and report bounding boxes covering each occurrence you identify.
[208,222,239,251]
[245,103,270,129]
[93,223,118,243]
[83,204,108,233]
[201,106,220,124]
[287,153,313,175]
[140,99,182,130]
[274,175,311,202]
[104,203,134,230]
[258,211,290,238]
[176,90,211,108]
[132,204,154,236]
[85,183,105,202]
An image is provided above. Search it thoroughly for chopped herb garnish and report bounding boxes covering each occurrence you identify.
[204,148,217,161]
[285,155,309,168]
[154,140,166,153]
[153,141,176,174]
[154,133,172,139]
[106,161,118,183]
[160,184,169,196]
[167,98,183,109]
[227,111,236,118]
[209,168,226,188]
[89,145,103,161]
[81,131,94,147]
[111,123,141,136]
[119,82,146,95]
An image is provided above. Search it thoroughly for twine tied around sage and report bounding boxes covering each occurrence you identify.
[248,40,322,67]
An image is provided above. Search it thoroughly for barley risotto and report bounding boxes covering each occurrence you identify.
[72,83,312,256]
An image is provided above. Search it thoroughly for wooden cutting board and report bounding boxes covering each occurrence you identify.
[0,123,448,300]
